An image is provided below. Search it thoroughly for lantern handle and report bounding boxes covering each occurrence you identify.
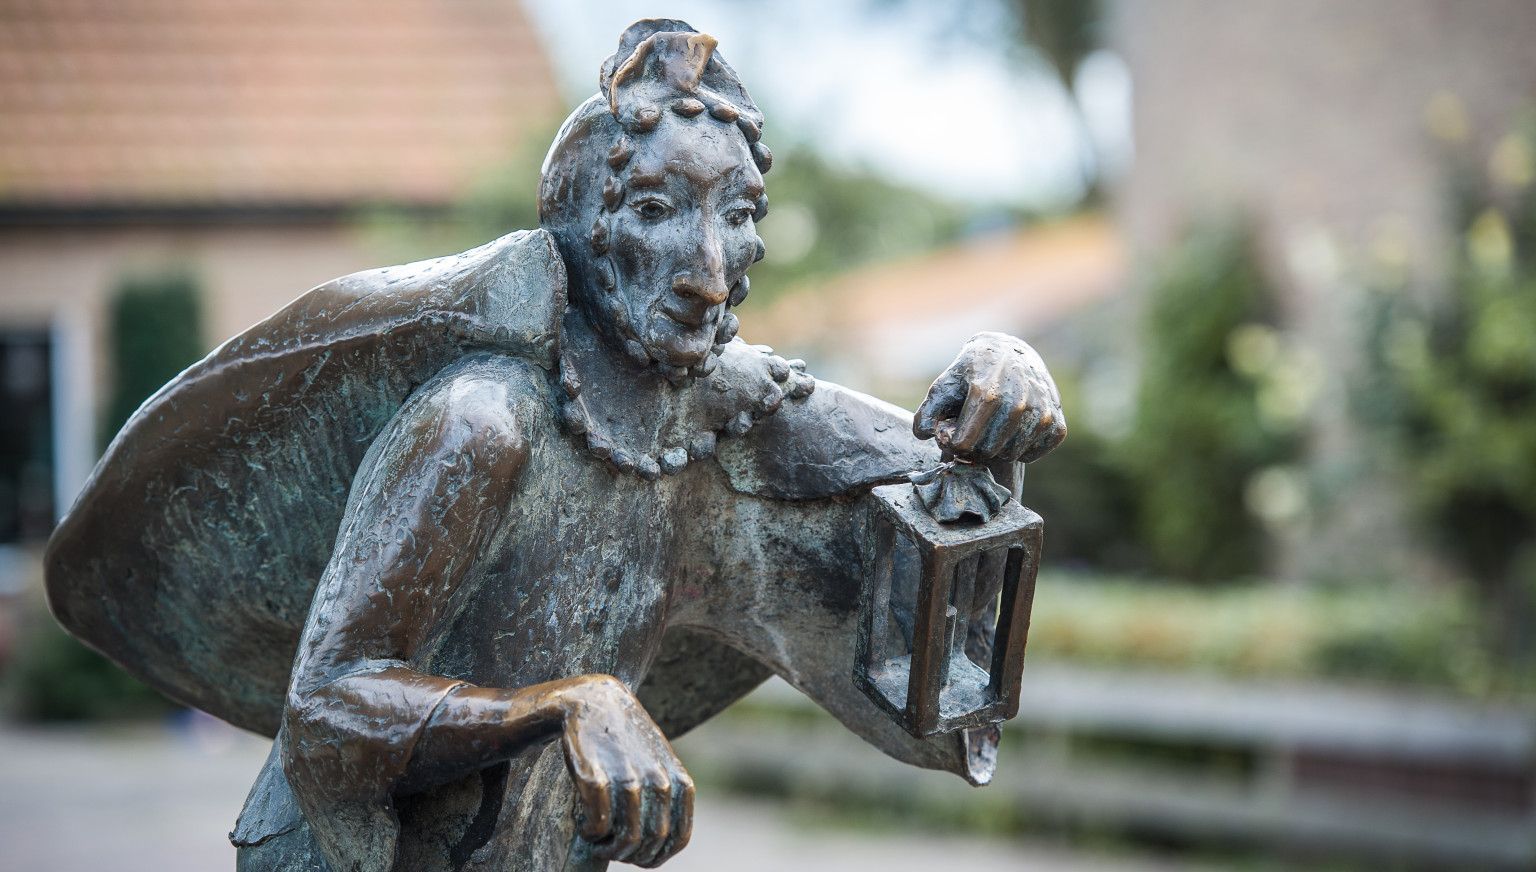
[908,461,1012,524]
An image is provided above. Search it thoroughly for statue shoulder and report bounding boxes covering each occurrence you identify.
[715,356,941,501]
[219,227,567,370]
[391,353,547,480]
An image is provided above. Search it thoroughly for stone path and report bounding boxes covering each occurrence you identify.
[0,716,1183,871]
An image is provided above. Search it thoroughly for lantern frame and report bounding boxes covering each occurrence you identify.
[855,480,1043,738]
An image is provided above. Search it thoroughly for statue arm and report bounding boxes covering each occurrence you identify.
[278,366,539,870]
[281,364,690,871]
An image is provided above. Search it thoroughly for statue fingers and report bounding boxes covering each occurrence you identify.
[974,380,1033,458]
[630,766,674,867]
[945,379,1004,456]
[650,768,696,867]
[1009,394,1067,463]
[562,724,614,847]
[571,761,611,847]
[593,764,645,862]
[914,367,967,439]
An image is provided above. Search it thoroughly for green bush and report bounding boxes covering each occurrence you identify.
[103,270,204,444]
[1121,223,1298,581]
[4,596,172,721]
[1026,571,1508,697]
[1023,374,1147,572]
[1359,127,1536,661]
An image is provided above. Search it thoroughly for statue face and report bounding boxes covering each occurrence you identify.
[601,117,763,368]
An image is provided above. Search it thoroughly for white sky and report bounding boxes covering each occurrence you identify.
[521,0,1131,209]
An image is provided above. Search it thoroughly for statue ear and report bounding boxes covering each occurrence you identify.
[598,19,765,137]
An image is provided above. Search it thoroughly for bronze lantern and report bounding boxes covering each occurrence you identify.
[855,466,1043,738]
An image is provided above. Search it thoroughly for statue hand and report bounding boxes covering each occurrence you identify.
[914,332,1067,464]
[558,675,694,867]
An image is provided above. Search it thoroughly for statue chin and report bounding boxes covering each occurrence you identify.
[643,323,717,368]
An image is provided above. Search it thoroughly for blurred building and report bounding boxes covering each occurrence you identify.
[752,217,1126,405]
[1110,0,1536,579]
[0,0,561,562]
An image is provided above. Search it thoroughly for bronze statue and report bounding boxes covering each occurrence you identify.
[44,19,1066,871]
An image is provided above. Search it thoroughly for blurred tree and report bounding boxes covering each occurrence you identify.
[1016,0,1098,90]
[877,0,1104,202]
[1360,127,1536,662]
[1123,223,1298,582]
[103,270,203,445]
[1014,0,1103,201]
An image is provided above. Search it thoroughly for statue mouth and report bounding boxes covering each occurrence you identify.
[660,303,712,330]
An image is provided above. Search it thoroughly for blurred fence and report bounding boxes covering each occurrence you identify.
[680,666,1536,870]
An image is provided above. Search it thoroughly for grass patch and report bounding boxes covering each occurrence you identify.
[1027,571,1522,699]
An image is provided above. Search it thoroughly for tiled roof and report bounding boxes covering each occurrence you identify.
[0,0,563,207]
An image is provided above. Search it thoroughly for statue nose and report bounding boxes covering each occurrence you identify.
[672,273,729,306]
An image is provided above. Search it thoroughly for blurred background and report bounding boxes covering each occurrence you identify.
[1,0,1534,869]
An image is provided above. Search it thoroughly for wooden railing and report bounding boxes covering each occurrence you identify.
[678,663,1536,869]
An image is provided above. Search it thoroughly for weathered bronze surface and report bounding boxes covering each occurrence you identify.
[857,476,1043,738]
[44,19,1067,871]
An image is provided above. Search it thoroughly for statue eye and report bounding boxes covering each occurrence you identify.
[633,198,673,221]
[726,206,753,226]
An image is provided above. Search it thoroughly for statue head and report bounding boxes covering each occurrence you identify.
[539,20,772,380]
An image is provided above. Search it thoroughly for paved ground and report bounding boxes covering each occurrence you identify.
[0,716,1182,871]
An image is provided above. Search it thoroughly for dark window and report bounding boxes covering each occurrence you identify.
[0,330,54,543]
